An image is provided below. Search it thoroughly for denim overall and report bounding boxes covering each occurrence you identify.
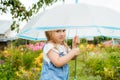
[40,51,69,80]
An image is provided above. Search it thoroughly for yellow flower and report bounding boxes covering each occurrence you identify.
[15,71,21,77]
[97,43,103,48]
[37,53,43,59]
[86,44,90,48]
[79,44,84,49]
[3,50,8,54]
[3,50,10,58]
[36,67,40,71]
[19,67,26,74]
[38,63,42,67]
[34,53,43,65]
[86,44,95,51]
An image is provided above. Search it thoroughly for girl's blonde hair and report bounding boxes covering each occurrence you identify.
[45,30,68,48]
[45,30,56,43]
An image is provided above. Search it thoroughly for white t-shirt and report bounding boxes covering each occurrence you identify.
[43,43,70,63]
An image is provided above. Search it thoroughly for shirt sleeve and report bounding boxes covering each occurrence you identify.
[43,43,58,54]
[43,43,58,63]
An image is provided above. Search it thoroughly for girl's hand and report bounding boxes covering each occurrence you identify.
[72,35,80,48]
[71,47,80,56]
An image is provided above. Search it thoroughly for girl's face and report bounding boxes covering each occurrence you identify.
[52,29,66,44]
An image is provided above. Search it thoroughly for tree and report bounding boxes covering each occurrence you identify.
[0,0,64,32]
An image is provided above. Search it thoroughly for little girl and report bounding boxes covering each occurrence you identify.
[40,29,80,80]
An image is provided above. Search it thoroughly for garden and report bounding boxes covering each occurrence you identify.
[0,38,120,80]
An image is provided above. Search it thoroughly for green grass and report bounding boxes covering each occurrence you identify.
[69,56,102,80]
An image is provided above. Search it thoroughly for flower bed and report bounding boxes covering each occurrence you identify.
[0,42,120,80]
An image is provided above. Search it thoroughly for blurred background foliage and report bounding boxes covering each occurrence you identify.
[0,36,120,80]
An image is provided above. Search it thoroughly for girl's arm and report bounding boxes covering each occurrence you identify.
[47,47,79,67]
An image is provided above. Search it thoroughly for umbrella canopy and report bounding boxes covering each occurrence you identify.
[17,3,120,41]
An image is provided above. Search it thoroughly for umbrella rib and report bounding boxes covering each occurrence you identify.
[36,31,40,41]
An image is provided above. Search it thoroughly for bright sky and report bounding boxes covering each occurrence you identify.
[0,0,38,20]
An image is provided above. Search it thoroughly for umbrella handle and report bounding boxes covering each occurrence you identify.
[74,44,79,80]
[74,57,77,80]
